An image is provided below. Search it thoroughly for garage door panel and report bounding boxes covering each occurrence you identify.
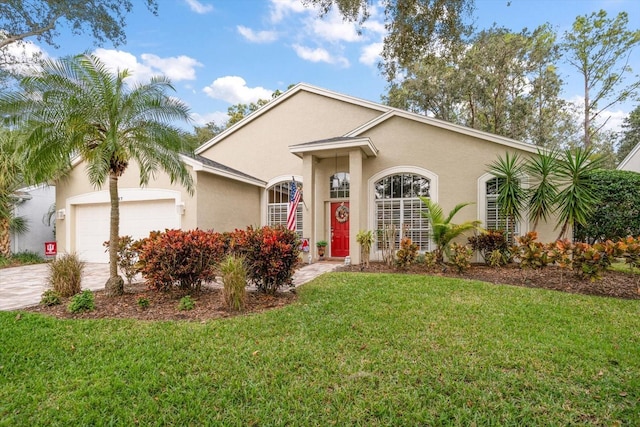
[75,199,178,263]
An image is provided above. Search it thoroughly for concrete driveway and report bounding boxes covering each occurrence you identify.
[0,261,341,311]
[0,263,111,311]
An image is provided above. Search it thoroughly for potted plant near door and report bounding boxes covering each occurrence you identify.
[316,240,328,258]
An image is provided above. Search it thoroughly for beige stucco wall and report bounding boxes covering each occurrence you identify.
[195,172,261,232]
[199,90,384,181]
[619,146,640,172]
[300,115,562,258]
[359,116,559,242]
[55,158,197,254]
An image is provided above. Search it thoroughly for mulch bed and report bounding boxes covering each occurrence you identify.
[25,263,638,322]
[337,262,640,300]
[26,283,298,322]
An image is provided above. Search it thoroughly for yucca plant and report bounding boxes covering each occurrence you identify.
[48,253,85,297]
[524,148,560,230]
[487,152,526,244]
[555,147,606,239]
[420,198,480,264]
[220,255,247,311]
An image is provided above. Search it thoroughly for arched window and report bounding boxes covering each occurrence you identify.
[374,173,431,251]
[329,172,349,198]
[485,177,519,242]
[266,181,303,236]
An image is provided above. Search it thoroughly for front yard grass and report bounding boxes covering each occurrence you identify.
[1,273,638,425]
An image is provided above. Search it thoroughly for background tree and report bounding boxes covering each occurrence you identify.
[386,24,573,147]
[1,54,195,296]
[0,0,158,51]
[617,104,640,164]
[303,0,475,82]
[187,121,225,145]
[561,10,640,150]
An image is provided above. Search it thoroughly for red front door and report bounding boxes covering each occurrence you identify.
[331,202,349,257]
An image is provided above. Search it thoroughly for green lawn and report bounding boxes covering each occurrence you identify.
[1,273,638,426]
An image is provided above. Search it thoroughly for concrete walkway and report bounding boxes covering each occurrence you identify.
[0,261,341,311]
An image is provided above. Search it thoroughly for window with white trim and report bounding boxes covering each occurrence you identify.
[485,177,518,240]
[374,173,431,251]
[329,172,349,199]
[267,181,303,237]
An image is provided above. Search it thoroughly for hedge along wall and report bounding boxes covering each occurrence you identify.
[574,169,640,243]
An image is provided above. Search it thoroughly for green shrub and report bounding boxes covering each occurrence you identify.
[0,255,10,268]
[178,295,195,311]
[137,229,225,291]
[395,237,418,270]
[449,242,473,273]
[40,290,62,306]
[12,251,44,265]
[220,255,247,311]
[574,170,640,243]
[68,290,95,313]
[48,253,85,297]
[137,297,150,309]
[468,230,510,265]
[103,235,140,285]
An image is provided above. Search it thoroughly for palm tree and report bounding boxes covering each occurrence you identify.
[0,130,29,258]
[1,54,195,295]
[487,152,527,244]
[420,197,480,263]
[555,147,605,239]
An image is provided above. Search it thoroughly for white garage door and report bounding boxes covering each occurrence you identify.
[75,199,178,263]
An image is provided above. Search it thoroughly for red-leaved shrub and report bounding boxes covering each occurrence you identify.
[240,226,300,294]
[137,229,225,291]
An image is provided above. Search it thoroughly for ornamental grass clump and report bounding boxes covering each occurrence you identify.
[48,253,85,297]
[220,255,247,311]
[356,230,375,268]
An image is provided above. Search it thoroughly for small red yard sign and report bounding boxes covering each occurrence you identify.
[44,241,57,256]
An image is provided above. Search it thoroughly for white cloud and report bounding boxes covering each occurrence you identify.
[310,9,361,43]
[0,40,49,75]
[566,95,628,134]
[93,48,202,83]
[292,44,350,67]
[359,42,383,66]
[599,109,627,134]
[203,76,273,104]
[237,26,278,43]
[184,0,213,14]
[362,19,386,36]
[191,110,229,126]
[140,53,202,81]
[269,0,307,23]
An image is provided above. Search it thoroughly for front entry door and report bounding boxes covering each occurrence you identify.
[331,202,349,257]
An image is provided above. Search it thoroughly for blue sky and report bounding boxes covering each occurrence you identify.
[12,0,640,132]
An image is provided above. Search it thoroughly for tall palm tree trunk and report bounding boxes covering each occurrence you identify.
[105,172,124,296]
[0,217,10,258]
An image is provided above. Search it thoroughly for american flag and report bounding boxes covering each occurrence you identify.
[287,180,301,231]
